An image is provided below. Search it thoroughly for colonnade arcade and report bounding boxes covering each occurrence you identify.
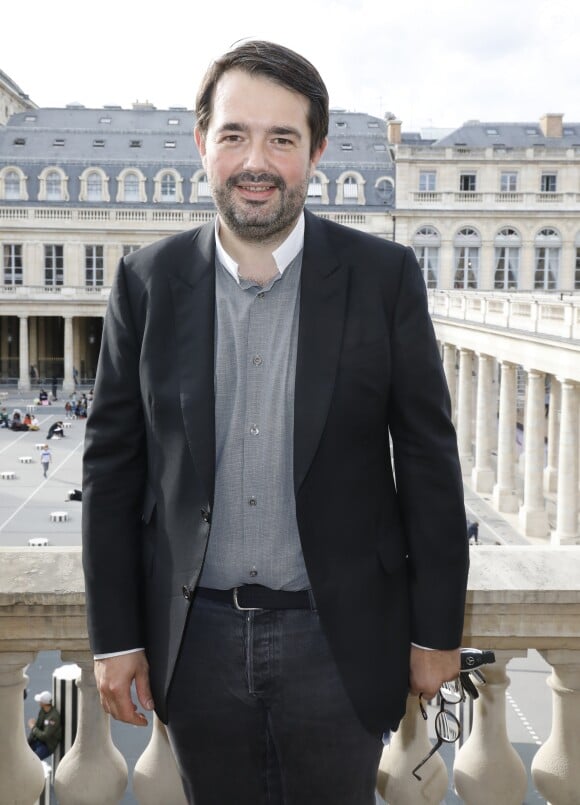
[437,331,579,545]
[0,312,103,390]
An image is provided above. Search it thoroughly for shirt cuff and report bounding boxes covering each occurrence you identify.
[94,648,144,660]
[411,643,435,650]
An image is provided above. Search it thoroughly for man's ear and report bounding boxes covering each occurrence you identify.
[310,136,328,173]
[194,126,206,158]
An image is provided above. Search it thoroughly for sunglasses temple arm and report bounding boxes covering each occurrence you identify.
[412,738,443,781]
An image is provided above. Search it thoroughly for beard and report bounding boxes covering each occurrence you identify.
[210,171,310,243]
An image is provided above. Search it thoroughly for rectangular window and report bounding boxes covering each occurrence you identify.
[459,173,477,192]
[534,247,559,289]
[3,244,23,285]
[122,245,140,257]
[541,173,557,193]
[85,245,104,286]
[453,247,479,288]
[415,246,439,288]
[494,247,519,289]
[419,171,436,192]
[44,245,64,286]
[500,172,518,192]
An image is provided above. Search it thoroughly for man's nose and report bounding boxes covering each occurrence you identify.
[242,139,269,173]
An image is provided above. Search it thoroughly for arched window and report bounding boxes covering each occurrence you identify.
[0,167,28,200]
[87,171,103,201]
[116,168,147,203]
[5,170,21,199]
[198,173,211,198]
[124,172,140,201]
[305,171,329,204]
[47,170,63,201]
[79,168,110,202]
[413,226,440,289]
[453,227,480,289]
[336,171,365,204]
[494,227,521,289]
[161,173,176,202]
[343,176,358,199]
[534,228,561,290]
[153,169,183,203]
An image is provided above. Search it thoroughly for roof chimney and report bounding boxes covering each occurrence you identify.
[539,113,563,138]
[387,118,402,145]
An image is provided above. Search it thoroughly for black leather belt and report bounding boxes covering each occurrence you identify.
[196,585,315,611]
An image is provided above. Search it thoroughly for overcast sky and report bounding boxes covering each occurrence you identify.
[3,0,579,131]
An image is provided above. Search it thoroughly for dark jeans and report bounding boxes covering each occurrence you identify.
[29,738,51,760]
[166,594,383,805]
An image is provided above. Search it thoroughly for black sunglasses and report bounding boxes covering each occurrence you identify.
[412,649,494,781]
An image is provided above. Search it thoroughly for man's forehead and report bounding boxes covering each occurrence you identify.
[211,69,310,121]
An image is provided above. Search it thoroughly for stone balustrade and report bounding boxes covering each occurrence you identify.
[428,289,580,344]
[1,545,580,805]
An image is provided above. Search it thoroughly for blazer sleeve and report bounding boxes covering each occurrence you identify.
[387,247,469,650]
[82,257,148,655]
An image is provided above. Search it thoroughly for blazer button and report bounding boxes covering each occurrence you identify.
[182,585,194,601]
[201,508,211,524]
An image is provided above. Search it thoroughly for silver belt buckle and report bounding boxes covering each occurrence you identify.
[233,587,262,611]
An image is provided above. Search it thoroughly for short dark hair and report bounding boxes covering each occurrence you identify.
[195,40,329,156]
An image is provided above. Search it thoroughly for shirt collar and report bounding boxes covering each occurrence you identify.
[214,213,305,284]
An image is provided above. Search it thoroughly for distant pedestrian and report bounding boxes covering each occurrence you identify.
[40,445,52,478]
[467,520,480,545]
[52,377,58,401]
[27,690,62,760]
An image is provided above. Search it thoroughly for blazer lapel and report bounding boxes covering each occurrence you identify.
[168,220,216,505]
[294,211,349,492]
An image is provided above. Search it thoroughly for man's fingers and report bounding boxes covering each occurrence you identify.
[94,652,151,726]
[135,664,155,712]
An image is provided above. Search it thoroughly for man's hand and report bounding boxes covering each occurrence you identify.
[409,645,461,700]
[94,651,154,726]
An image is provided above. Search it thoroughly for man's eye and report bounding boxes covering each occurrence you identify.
[273,138,293,146]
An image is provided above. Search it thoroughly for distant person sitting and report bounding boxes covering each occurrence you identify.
[10,412,28,431]
[27,690,62,761]
[39,389,49,406]
[47,421,65,440]
[0,407,9,428]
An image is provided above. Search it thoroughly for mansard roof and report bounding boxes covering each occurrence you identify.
[416,117,580,149]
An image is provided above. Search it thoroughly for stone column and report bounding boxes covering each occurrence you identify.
[492,361,519,512]
[457,348,474,474]
[54,652,128,805]
[532,649,580,805]
[544,377,560,493]
[0,652,46,804]
[133,714,187,805]
[442,343,457,424]
[62,315,75,395]
[17,315,31,392]
[518,369,549,537]
[471,353,495,492]
[377,694,448,805]
[552,380,579,544]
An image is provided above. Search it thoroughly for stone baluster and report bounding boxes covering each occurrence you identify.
[54,652,128,805]
[0,651,47,804]
[532,649,580,805]
[457,348,474,474]
[133,713,187,804]
[472,352,495,492]
[376,694,448,805]
[519,369,549,537]
[454,650,527,805]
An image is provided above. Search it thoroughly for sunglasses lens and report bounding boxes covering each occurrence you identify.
[435,710,460,742]
[440,680,463,704]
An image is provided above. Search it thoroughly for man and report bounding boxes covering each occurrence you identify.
[82,40,469,804]
[27,690,62,760]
